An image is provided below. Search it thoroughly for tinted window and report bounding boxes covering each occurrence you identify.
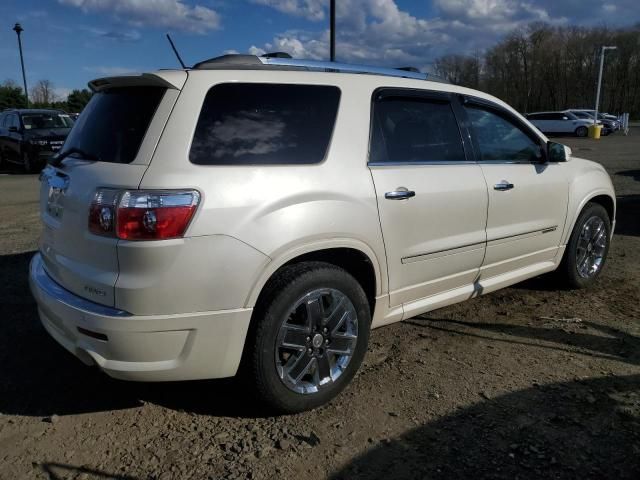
[190,83,340,165]
[22,112,73,130]
[6,114,18,129]
[63,87,164,164]
[466,105,541,162]
[370,97,465,163]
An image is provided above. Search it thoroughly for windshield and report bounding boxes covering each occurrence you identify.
[62,87,165,164]
[22,113,74,130]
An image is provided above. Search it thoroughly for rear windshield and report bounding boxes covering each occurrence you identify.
[63,87,164,164]
[190,83,341,165]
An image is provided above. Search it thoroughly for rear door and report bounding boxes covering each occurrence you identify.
[38,76,184,306]
[463,99,569,279]
[369,89,488,310]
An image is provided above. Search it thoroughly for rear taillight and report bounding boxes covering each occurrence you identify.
[89,189,200,240]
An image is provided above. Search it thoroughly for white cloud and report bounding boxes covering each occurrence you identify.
[54,87,73,100]
[58,0,220,33]
[251,0,325,21]
[83,66,141,75]
[248,0,566,67]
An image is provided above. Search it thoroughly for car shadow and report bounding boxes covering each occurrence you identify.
[408,317,640,367]
[0,251,268,418]
[617,169,640,182]
[40,463,139,480]
[615,194,640,237]
[330,374,640,479]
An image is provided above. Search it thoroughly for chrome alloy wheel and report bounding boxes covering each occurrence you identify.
[275,288,358,394]
[576,216,607,278]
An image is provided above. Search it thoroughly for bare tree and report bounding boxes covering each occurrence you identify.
[30,79,57,106]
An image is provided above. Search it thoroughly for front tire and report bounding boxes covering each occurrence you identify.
[558,203,611,288]
[575,126,588,138]
[247,262,371,414]
[22,151,40,174]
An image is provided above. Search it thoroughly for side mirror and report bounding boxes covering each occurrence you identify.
[8,126,18,133]
[547,141,569,162]
[562,116,569,120]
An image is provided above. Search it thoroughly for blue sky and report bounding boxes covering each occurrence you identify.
[1,0,639,99]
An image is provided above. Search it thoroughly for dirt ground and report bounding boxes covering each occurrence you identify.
[0,131,639,480]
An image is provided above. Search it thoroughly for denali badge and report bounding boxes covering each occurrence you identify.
[84,285,107,297]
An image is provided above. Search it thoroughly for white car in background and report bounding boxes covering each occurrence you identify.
[525,111,593,137]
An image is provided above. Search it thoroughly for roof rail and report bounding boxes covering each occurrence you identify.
[192,54,448,83]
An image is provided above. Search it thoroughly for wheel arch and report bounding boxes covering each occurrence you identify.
[245,240,384,315]
[562,190,616,245]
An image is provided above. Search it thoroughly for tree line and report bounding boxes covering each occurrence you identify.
[433,23,640,117]
[0,79,92,113]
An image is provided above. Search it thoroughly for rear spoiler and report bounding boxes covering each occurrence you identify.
[88,71,187,92]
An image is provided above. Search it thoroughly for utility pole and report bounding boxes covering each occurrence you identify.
[594,45,617,124]
[13,23,29,108]
[330,0,335,61]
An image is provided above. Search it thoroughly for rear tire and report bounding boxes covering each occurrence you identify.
[557,203,611,288]
[575,126,588,138]
[246,262,371,414]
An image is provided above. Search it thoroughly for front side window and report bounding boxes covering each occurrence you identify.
[370,96,465,163]
[190,83,341,165]
[466,105,541,162]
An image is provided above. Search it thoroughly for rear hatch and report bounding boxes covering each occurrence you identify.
[39,72,186,307]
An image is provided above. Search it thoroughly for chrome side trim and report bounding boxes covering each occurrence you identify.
[487,226,558,247]
[479,160,539,165]
[368,160,477,167]
[30,254,131,318]
[402,241,485,264]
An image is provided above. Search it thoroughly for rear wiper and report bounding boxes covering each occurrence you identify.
[49,147,101,167]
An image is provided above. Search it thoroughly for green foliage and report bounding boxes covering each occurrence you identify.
[0,81,27,110]
[66,89,93,113]
[0,80,92,113]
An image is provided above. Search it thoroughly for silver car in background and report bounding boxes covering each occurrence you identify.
[525,111,594,137]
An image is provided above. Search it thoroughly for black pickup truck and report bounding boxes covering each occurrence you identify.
[0,109,74,173]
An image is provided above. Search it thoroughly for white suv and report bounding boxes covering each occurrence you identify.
[30,54,615,413]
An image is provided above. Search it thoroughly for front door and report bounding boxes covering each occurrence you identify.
[463,101,569,279]
[369,90,488,308]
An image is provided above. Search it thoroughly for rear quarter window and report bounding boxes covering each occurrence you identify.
[189,83,341,165]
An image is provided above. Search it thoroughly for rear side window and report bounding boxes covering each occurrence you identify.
[63,87,164,164]
[370,96,465,164]
[190,83,340,165]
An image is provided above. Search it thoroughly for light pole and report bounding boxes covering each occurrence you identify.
[593,45,616,124]
[329,0,335,61]
[12,23,29,108]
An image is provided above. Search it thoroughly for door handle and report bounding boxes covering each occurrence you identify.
[385,189,416,200]
[493,181,514,191]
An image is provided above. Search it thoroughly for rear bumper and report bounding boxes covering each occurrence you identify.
[29,253,252,381]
